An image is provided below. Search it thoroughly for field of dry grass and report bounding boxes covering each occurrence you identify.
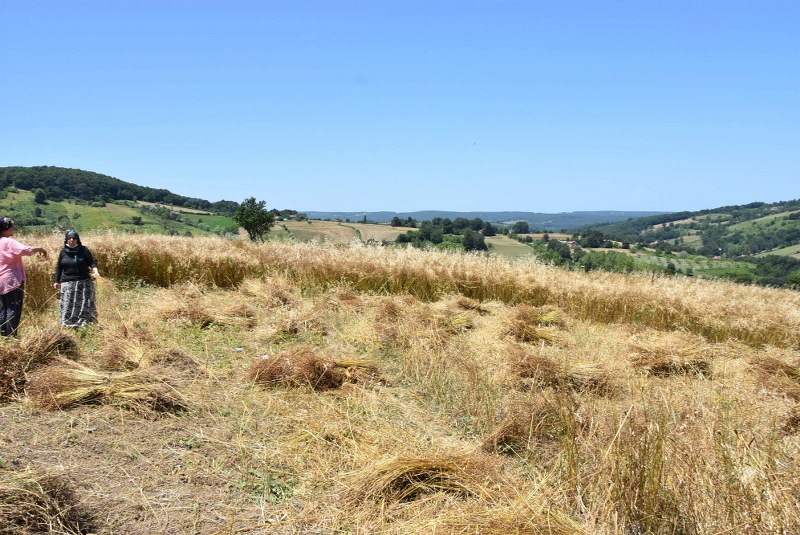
[2,232,800,533]
[280,221,412,244]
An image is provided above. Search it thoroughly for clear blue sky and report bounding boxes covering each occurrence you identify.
[1,1,797,213]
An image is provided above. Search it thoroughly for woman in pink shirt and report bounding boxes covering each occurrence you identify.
[0,217,48,336]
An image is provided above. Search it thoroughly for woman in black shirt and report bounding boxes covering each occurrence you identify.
[53,230,100,327]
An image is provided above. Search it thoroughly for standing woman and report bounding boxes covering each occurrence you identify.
[53,230,100,327]
[0,216,48,336]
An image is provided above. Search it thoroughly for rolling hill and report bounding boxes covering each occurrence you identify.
[305,209,666,230]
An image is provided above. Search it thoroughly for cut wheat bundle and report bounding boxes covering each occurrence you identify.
[247,347,345,391]
[0,468,96,535]
[344,453,499,506]
[19,327,80,360]
[26,357,188,414]
[0,328,80,401]
[750,355,800,400]
[629,333,712,378]
[506,305,564,344]
[482,392,579,456]
[510,348,614,396]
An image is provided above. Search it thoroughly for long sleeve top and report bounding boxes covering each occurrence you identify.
[53,245,97,283]
[0,237,37,294]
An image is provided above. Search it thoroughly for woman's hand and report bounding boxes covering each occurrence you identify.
[34,247,47,257]
[53,282,60,290]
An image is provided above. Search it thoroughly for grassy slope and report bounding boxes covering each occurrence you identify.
[2,235,800,534]
[758,243,800,259]
[0,190,236,236]
[485,235,536,258]
[280,220,413,244]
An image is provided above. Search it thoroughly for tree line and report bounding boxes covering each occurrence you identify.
[0,166,238,214]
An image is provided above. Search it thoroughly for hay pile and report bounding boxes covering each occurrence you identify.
[0,469,95,534]
[0,328,79,401]
[505,305,564,344]
[159,303,215,328]
[510,348,613,395]
[344,453,498,505]
[272,306,329,340]
[247,347,345,391]
[454,296,490,315]
[629,334,712,378]
[482,393,574,455]
[750,355,800,400]
[26,357,187,414]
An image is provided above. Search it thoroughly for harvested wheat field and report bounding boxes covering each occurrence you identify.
[2,232,800,534]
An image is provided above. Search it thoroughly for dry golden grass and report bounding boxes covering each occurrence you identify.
[3,232,800,533]
[18,232,800,348]
[482,392,573,456]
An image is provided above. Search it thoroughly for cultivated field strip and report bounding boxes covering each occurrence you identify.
[2,232,800,533]
[23,234,800,348]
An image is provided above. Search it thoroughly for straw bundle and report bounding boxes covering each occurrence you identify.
[159,303,215,328]
[750,355,800,400]
[239,277,299,308]
[783,408,800,435]
[510,350,563,388]
[273,307,329,339]
[454,296,490,315]
[562,363,615,396]
[97,339,148,371]
[26,357,187,414]
[333,356,387,387]
[19,327,80,360]
[0,469,96,534]
[511,349,614,396]
[482,394,573,455]
[217,303,258,329]
[506,305,563,344]
[327,287,364,310]
[629,334,711,378]
[0,328,80,401]
[442,311,474,333]
[345,453,497,505]
[247,347,344,391]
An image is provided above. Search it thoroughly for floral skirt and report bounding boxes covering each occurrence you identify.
[60,279,97,327]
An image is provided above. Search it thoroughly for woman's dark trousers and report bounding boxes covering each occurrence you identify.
[0,285,24,336]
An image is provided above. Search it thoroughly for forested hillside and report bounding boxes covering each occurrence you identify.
[0,166,238,213]
[558,199,800,287]
[588,200,800,257]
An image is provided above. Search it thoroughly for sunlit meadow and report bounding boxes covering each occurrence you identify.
[2,232,799,534]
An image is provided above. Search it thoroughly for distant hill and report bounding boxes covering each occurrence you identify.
[305,210,666,230]
[0,166,238,214]
[587,199,800,258]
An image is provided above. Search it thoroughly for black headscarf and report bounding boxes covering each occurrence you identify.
[64,229,83,247]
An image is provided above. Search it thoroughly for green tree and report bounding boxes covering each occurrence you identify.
[34,188,47,204]
[511,221,529,234]
[234,197,275,242]
[462,229,487,251]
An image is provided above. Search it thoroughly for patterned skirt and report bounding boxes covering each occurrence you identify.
[59,279,98,327]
